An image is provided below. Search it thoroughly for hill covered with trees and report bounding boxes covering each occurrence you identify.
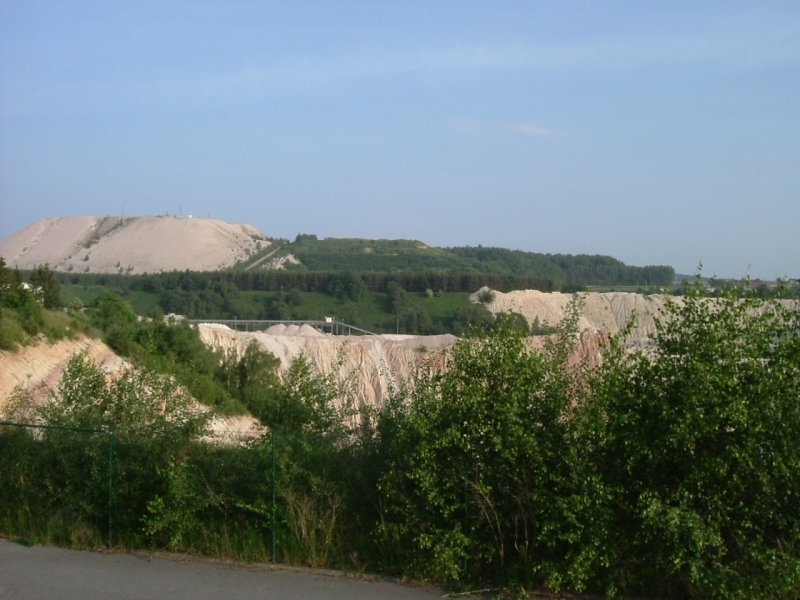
[277,235,675,289]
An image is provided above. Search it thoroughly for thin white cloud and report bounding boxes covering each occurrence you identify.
[512,123,563,139]
[115,9,800,107]
[449,119,565,140]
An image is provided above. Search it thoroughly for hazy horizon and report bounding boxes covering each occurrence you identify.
[1,2,798,279]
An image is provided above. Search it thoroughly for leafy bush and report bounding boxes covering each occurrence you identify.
[583,291,800,598]
[0,308,27,350]
[1,355,209,547]
[375,304,584,587]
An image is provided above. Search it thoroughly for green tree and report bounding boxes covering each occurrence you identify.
[449,303,494,335]
[376,304,584,587]
[89,292,137,354]
[584,289,800,598]
[38,354,207,438]
[400,305,433,334]
[220,341,282,417]
[331,272,366,302]
[29,263,61,309]
[0,259,25,309]
[492,311,530,336]
[286,288,304,306]
[386,281,407,314]
[2,354,210,547]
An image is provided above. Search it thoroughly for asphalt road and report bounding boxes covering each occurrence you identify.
[0,540,466,600]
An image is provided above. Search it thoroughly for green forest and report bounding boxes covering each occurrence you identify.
[2,258,799,598]
[258,235,676,288]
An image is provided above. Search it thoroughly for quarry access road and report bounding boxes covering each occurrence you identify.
[0,540,472,600]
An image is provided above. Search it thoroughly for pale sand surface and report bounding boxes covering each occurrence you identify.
[0,334,127,413]
[472,288,676,340]
[0,216,268,274]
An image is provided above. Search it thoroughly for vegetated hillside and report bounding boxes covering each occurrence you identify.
[286,235,675,289]
[286,236,465,271]
[0,216,268,274]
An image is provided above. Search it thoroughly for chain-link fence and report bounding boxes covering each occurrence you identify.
[0,420,116,547]
[0,424,329,565]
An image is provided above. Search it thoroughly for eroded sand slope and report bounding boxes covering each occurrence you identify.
[197,324,455,410]
[0,216,267,274]
[474,288,679,341]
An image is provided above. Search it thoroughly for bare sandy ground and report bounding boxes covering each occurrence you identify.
[0,216,268,274]
[197,324,454,410]
[0,334,261,443]
[472,287,677,341]
[0,334,127,412]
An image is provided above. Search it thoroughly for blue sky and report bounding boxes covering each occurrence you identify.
[1,1,798,279]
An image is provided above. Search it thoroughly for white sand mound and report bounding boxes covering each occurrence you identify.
[263,324,327,337]
[477,289,677,340]
[197,325,454,410]
[298,324,326,337]
[0,215,269,274]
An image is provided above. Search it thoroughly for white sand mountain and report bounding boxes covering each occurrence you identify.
[0,216,268,274]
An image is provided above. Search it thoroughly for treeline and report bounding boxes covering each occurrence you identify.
[286,236,676,288]
[59,268,560,295]
[448,246,675,287]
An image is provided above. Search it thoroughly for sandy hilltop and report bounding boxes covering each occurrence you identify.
[0,215,268,274]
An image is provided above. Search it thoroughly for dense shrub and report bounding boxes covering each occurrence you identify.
[0,355,207,547]
[374,305,585,588]
[581,291,800,598]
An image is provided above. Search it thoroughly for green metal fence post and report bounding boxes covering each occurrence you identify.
[107,427,115,548]
[463,457,468,575]
[271,429,277,563]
